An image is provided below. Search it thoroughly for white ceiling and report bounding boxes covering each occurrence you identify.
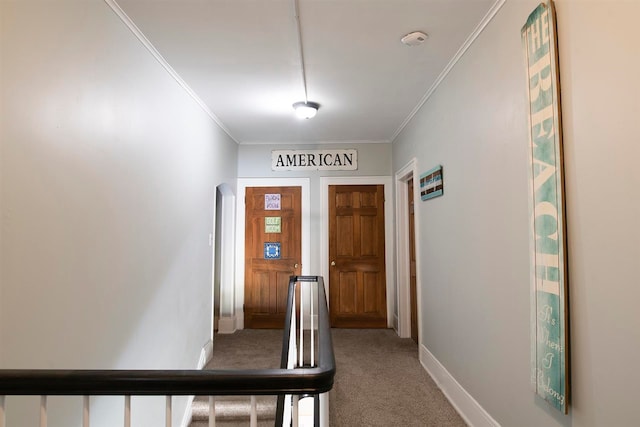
[115,0,497,144]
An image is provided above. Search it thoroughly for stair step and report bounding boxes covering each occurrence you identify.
[190,420,275,427]
[191,395,277,423]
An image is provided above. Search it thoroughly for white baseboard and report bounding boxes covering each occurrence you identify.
[217,316,236,334]
[236,313,244,330]
[180,340,214,427]
[419,344,500,427]
[199,340,214,369]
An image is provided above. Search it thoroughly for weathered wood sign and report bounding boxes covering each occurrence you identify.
[522,1,569,413]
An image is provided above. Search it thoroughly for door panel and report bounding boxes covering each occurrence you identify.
[244,186,301,328]
[329,185,387,328]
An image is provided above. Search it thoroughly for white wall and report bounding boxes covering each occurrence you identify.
[0,0,238,425]
[392,0,640,426]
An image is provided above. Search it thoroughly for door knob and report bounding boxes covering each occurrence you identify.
[331,261,336,266]
[294,263,299,269]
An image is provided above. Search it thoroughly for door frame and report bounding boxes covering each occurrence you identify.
[394,159,422,340]
[235,178,310,330]
[214,183,237,335]
[320,176,395,328]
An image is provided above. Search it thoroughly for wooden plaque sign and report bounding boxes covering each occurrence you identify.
[522,1,569,413]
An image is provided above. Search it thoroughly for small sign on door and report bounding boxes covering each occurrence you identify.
[265,216,282,233]
[264,242,281,259]
[265,194,281,210]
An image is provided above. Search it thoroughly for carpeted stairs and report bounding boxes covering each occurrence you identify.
[189,330,282,427]
[189,395,277,426]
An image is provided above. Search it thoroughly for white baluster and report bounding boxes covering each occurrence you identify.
[289,288,297,369]
[208,396,215,427]
[250,396,257,427]
[40,396,47,427]
[165,396,172,427]
[0,395,5,427]
[298,396,315,427]
[282,394,293,427]
[83,395,90,427]
[124,395,131,427]
[320,393,330,427]
[292,395,299,427]
[299,282,304,368]
[310,281,315,367]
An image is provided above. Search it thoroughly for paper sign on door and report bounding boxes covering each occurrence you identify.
[265,217,281,233]
[265,194,281,210]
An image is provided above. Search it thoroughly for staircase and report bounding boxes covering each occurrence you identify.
[0,276,334,427]
[189,395,277,426]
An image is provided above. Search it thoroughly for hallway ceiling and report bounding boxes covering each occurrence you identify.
[116,0,497,145]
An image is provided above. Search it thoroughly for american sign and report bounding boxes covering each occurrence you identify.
[272,149,357,171]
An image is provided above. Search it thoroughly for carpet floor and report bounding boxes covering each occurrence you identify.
[195,328,467,427]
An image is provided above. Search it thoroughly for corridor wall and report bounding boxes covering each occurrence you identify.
[0,1,238,425]
[392,0,640,426]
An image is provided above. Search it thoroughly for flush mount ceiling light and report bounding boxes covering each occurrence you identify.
[292,101,320,119]
[292,0,320,119]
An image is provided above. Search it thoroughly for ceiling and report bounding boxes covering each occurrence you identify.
[115,0,497,145]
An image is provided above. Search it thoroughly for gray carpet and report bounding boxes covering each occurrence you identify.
[329,329,466,427]
[193,329,466,427]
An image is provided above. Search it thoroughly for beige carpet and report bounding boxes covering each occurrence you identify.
[192,329,466,427]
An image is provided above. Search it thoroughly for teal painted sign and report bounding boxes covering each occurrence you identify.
[522,1,569,413]
[420,165,443,201]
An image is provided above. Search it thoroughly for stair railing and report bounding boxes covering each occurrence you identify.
[276,276,333,427]
[0,275,335,427]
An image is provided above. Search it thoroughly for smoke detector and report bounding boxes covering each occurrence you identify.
[401,31,428,46]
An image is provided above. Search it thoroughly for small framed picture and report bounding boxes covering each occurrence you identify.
[420,165,443,201]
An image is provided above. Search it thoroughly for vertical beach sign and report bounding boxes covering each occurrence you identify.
[522,1,569,413]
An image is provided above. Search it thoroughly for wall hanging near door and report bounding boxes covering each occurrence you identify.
[522,0,569,414]
[420,165,443,201]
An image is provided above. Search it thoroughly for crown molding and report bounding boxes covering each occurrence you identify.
[390,0,507,143]
[239,139,391,146]
[103,0,239,144]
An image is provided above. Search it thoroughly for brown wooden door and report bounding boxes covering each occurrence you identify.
[408,179,419,343]
[244,186,301,328]
[329,184,387,328]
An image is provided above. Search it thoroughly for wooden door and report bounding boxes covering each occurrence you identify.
[408,179,419,343]
[329,185,387,328]
[244,186,301,328]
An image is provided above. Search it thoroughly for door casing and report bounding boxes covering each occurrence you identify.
[394,159,422,340]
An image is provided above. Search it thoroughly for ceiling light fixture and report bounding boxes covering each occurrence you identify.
[293,101,320,119]
[292,0,320,119]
